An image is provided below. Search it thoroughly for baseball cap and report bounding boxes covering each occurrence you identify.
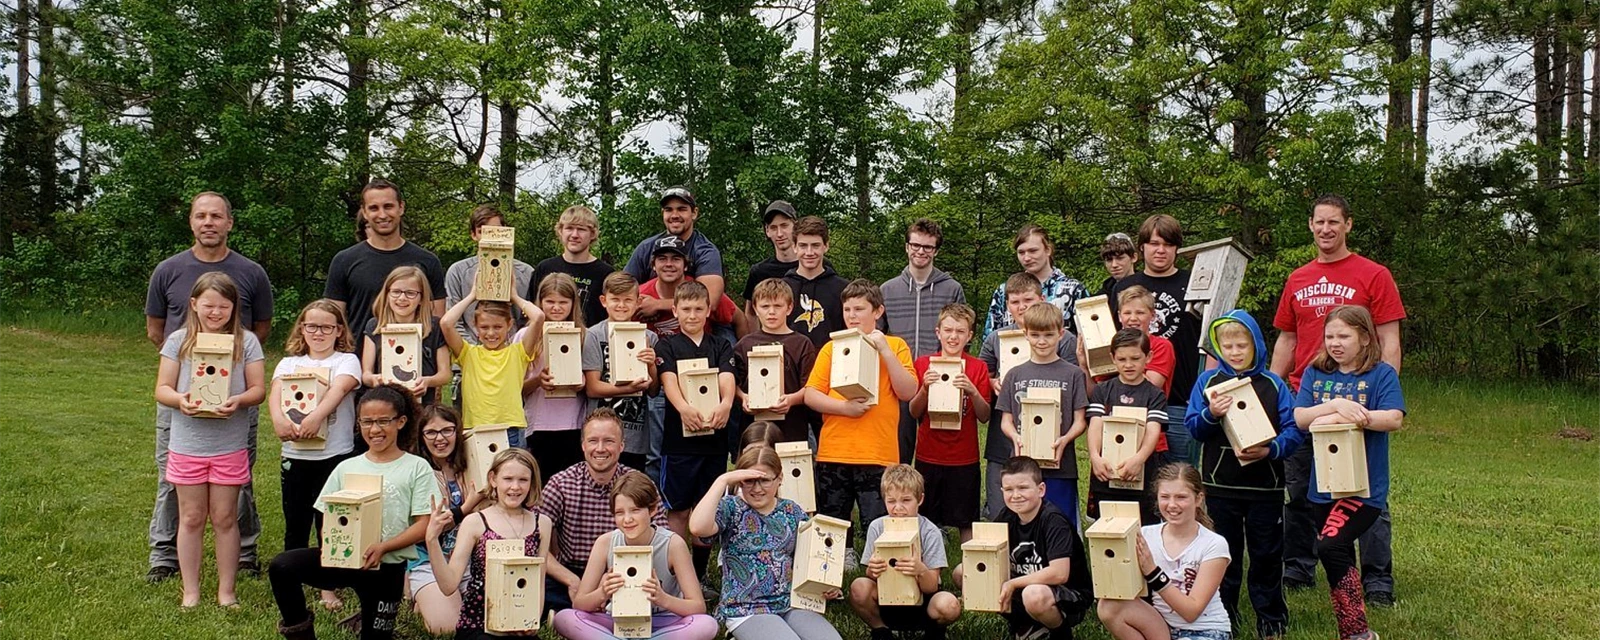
[650,235,691,260]
[660,186,697,208]
[762,200,797,224]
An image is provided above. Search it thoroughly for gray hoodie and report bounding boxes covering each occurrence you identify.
[879,266,967,359]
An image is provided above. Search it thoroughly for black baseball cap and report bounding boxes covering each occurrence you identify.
[659,186,697,208]
[762,200,797,224]
[650,235,691,260]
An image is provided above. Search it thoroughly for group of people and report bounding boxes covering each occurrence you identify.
[144,181,1407,640]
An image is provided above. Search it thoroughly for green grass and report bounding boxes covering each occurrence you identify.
[0,314,1596,639]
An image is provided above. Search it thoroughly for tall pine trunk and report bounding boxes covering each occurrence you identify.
[36,0,57,219]
[345,0,371,230]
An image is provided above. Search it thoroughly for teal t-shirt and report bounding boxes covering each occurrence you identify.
[316,452,442,564]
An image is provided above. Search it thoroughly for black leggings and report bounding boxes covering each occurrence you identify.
[1314,498,1382,639]
[280,455,348,550]
[269,548,405,640]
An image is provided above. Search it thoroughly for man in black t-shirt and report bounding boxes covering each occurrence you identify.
[1112,214,1201,464]
[324,179,447,358]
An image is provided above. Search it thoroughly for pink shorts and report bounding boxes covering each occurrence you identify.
[166,450,251,486]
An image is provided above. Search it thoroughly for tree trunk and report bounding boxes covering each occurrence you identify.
[597,49,617,216]
[1563,31,1585,177]
[497,100,517,206]
[1590,32,1599,171]
[1532,30,1556,186]
[345,0,372,229]
[36,0,57,217]
[803,0,825,196]
[1414,0,1432,167]
[277,0,297,104]
[13,0,28,110]
[1386,0,1414,159]
[853,133,872,276]
[950,4,981,134]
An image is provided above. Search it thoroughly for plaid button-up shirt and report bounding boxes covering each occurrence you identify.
[536,462,669,570]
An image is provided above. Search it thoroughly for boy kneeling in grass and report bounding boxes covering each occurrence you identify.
[848,464,961,640]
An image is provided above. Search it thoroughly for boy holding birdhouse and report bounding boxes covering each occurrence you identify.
[847,464,961,640]
[732,278,820,444]
[907,303,992,541]
[583,271,661,472]
[1083,328,1169,526]
[995,303,1088,527]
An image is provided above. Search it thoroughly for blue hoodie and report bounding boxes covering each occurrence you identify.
[1185,309,1303,500]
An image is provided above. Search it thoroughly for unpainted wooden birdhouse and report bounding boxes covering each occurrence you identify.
[378,323,424,387]
[746,344,785,421]
[1209,376,1277,464]
[1074,295,1118,377]
[543,321,585,398]
[828,328,879,405]
[320,473,383,569]
[996,329,1029,384]
[676,357,720,437]
[484,538,545,633]
[1086,501,1146,600]
[927,356,965,430]
[1101,414,1146,491]
[608,322,650,394]
[789,514,851,613]
[874,517,923,606]
[474,225,516,302]
[960,522,1010,612]
[611,545,654,638]
[1311,423,1369,499]
[188,332,236,418]
[776,441,816,513]
[467,424,513,488]
[1019,386,1062,469]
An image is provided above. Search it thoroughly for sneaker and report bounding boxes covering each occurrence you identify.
[1013,625,1049,640]
[844,547,860,571]
[1366,591,1395,608]
[238,560,261,578]
[871,627,895,640]
[145,565,177,583]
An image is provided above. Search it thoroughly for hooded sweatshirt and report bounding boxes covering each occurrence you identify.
[880,266,967,359]
[783,264,850,347]
[1184,310,1304,501]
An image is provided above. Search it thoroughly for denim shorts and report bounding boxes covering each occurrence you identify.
[1172,629,1231,640]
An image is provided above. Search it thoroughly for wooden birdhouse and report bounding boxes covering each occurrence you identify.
[1100,413,1146,491]
[188,332,235,418]
[484,538,545,633]
[960,522,1010,612]
[746,344,786,421]
[676,357,720,437]
[377,323,423,387]
[1209,376,1276,464]
[874,517,923,606]
[776,441,816,513]
[466,424,513,488]
[279,368,330,452]
[828,328,879,405]
[1178,237,1252,351]
[611,545,654,638]
[320,473,383,569]
[1086,501,1145,600]
[927,356,965,430]
[543,321,585,398]
[1018,386,1062,469]
[996,329,1029,384]
[789,514,851,613]
[608,322,650,394]
[1311,423,1369,499]
[474,225,516,302]
[1074,295,1117,377]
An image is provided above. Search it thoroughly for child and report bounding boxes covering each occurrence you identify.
[1084,328,1169,524]
[958,457,1091,640]
[1084,286,1177,468]
[733,278,820,444]
[405,405,483,634]
[269,299,364,610]
[739,420,784,452]
[907,303,993,541]
[584,271,661,471]
[847,465,961,640]
[427,447,555,640]
[656,281,737,573]
[441,289,547,448]
[269,384,441,640]
[1184,311,1303,639]
[996,303,1088,526]
[553,471,719,640]
[533,204,615,326]
[688,446,842,640]
[518,272,589,476]
[154,272,267,608]
[360,266,450,404]
[781,216,849,347]
[1095,463,1232,640]
[1293,306,1404,640]
[803,279,919,564]
[1097,232,1138,298]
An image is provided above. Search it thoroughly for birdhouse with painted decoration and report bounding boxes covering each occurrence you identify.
[790,514,851,613]
[320,473,383,569]
[279,368,330,451]
[927,356,965,430]
[1086,501,1145,600]
[188,332,235,418]
[1179,237,1252,352]
[1101,413,1145,491]
[543,321,584,398]
[611,545,654,638]
[474,225,516,302]
[1209,376,1276,464]
[484,538,545,633]
[960,522,1010,612]
[466,424,513,488]
[874,517,923,606]
[608,322,650,393]
[1312,423,1369,499]
[746,344,785,421]
[996,329,1029,383]
[776,441,816,513]
[1019,386,1062,469]
[1074,295,1117,377]
[377,323,423,387]
[828,328,879,405]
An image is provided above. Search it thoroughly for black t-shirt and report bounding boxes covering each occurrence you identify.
[657,332,737,456]
[743,257,798,302]
[360,316,448,405]
[324,241,447,358]
[732,330,821,443]
[999,501,1093,599]
[531,256,615,328]
[1112,270,1201,409]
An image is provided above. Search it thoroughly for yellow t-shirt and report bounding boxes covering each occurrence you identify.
[457,342,534,429]
[807,334,914,467]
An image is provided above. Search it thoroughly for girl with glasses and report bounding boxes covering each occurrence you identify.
[404,405,482,634]
[360,266,451,405]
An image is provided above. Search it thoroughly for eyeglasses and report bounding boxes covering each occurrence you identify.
[906,241,939,254]
[422,429,455,440]
[358,416,402,429]
[740,477,777,489]
[302,323,338,335]
[389,289,422,300]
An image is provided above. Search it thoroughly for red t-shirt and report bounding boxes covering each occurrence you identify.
[638,276,739,337]
[913,353,993,466]
[1273,253,1406,390]
[1094,334,1174,452]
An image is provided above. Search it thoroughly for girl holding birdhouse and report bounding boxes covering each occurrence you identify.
[1293,305,1405,640]
[405,404,483,634]
[154,271,267,608]
[517,272,590,479]
[361,266,450,405]
[552,471,717,640]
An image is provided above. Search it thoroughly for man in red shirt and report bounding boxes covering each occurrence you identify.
[1270,193,1405,607]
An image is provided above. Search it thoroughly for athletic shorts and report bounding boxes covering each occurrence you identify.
[166,449,251,486]
[914,460,981,530]
[659,453,723,511]
[880,594,940,631]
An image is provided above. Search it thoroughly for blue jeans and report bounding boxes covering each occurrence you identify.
[646,393,665,480]
[1206,496,1288,637]
[1165,403,1199,465]
[1044,478,1081,529]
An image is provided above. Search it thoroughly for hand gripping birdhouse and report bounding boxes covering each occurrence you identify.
[927,356,965,430]
[874,517,923,606]
[776,441,816,513]
[1101,411,1146,491]
[1019,386,1062,469]
[996,329,1029,384]
[1086,501,1146,600]
[1208,376,1276,464]
[543,321,585,398]
[676,358,720,437]
[279,367,330,451]
[1073,295,1118,377]
[828,328,879,405]
[377,323,424,387]
[611,545,654,638]
[1179,237,1252,352]
[1311,423,1369,499]
[485,538,545,633]
[188,332,235,418]
[474,225,516,302]
[960,522,1010,612]
[789,514,851,613]
[466,424,513,487]
[608,322,650,394]
[320,473,383,569]
[746,344,786,421]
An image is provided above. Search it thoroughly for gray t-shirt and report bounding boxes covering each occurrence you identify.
[145,249,274,339]
[273,352,364,460]
[583,319,659,455]
[862,514,948,570]
[161,330,266,456]
[444,255,536,345]
[993,358,1089,479]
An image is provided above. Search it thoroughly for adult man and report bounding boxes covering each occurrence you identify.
[1112,215,1204,465]
[982,224,1090,339]
[445,204,536,344]
[880,218,966,463]
[743,200,800,318]
[143,191,274,582]
[537,409,667,611]
[622,186,726,319]
[531,204,613,325]
[324,179,447,358]
[1271,194,1406,607]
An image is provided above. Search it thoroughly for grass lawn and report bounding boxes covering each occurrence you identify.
[0,309,1596,639]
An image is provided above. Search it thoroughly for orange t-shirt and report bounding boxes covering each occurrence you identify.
[807,334,915,467]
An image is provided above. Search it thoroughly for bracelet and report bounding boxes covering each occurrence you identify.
[1144,568,1170,593]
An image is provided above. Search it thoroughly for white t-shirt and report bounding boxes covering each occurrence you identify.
[1142,523,1231,632]
[274,353,363,460]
